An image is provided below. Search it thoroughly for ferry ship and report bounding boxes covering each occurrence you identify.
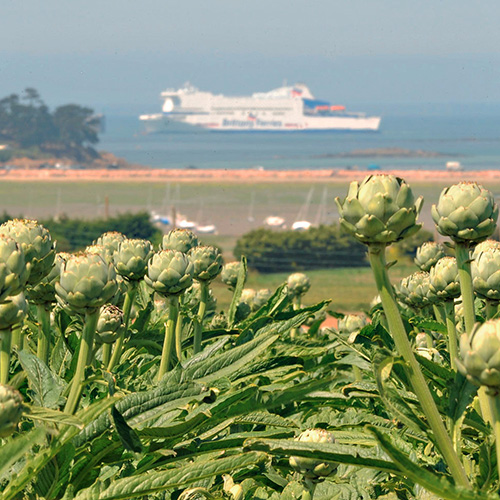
[139,83,381,132]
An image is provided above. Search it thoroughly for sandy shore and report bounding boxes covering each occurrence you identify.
[1,167,500,184]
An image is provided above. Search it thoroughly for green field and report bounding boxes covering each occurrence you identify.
[0,177,489,313]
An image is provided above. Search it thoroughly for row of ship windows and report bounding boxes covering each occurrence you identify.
[212,111,287,116]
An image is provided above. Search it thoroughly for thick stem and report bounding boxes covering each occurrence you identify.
[101,343,112,368]
[175,309,183,363]
[0,329,12,385]
[368,247,469,487]
[290,296,301,340]
[488,393,500,482]
[36,305,52,366]
[107,282,137,371]
[11,326,22,350]
[64,310,99,414]
[193,282,208,354]
[157,295,179,381]
[444,301,459,371]
[455,243,492,426]
[455,243,475,335]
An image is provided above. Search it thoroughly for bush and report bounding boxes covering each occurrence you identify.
[234,225,368,273]
[40,211,162,252]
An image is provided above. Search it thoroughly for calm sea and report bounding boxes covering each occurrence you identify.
[99,103,500,171]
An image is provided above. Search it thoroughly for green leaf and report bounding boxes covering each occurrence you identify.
[110,406,143,453]
[244,438,399,475]
[410,319,447,336]
[18,350,66,409]
[368,426,496,500]
[26,405,84,429]
[447,372,478,424]
[73,452,267,500]
[0,428,45,481]
[183,333,279,383]
[228,255,247,326]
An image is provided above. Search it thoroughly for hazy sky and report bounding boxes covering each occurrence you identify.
[2,0,500,113]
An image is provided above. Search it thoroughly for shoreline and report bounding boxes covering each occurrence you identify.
[1,167,500,184]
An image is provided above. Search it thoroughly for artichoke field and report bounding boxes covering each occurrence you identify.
[3,177,500,499]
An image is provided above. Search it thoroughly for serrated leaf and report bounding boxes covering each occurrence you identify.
[0,428,45,481]
[18,350,66,408]
[73,452,267,500]
[27,405,84,429]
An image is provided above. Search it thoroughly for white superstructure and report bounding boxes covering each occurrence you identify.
[140,83,381,132]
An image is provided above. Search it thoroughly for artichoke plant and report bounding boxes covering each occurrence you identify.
[472,244,500,302]
[85,244,113,265]
[414,241,446,272]
[96,304,125,344]
[0,219,55,286]
[0,384,24,437]
[335,174,423,247]
[458,319,500,393]
[429,257,461,302]
[431,182,498,244]
[0,235,30,302]
[145,250,194,297]
[287,273,311,300]
[398,271,433,310]
[94,231,127,257]
[145,250,194,380]
[189,245,223,283]
[113,238,154,282]
[56,253,118,314]
[472,239,500,261]
[184,282,217,314]
[338,314,368,334]
[254,288,273,311]
[221,261,241,289]
[289,429,337,480]
[57,253,119,414]
[162,228,199,254]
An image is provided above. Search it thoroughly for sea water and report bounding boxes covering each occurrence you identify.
[99,103,500,171]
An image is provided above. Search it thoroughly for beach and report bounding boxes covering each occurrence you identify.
[2,166,500,184]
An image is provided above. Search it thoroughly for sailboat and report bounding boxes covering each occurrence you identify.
[292,187,314,231]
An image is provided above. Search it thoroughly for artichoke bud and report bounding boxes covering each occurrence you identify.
[398,271,434,309]
[458,319,500,394]
[415,332,428,349]
[287,272,311,298]
[85,244,113,265]
[162,228,200,253]
[338,314,368,334]
[0,384,24,437]
[235,301,251,322]
[95,304,124,344]
[144,250,194,297]
[94,231,127,257]
[414,241,446,272]
[472,245,500,302]
[55,253,118,314]
[335,174,423,247]
[189,245,223,282]
[0,235,30,301]
[289,429,337,480]
[221,261,241,289]
[210,312,228,330]
[432,182,498,244]
[0,293,27,330]
[113,238,154,281]
[0,219,55,286]
[429,256,460,301]
[472,239,500,261]
[109,275,128,308]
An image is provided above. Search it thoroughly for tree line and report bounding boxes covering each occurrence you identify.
[0,88,102,162]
